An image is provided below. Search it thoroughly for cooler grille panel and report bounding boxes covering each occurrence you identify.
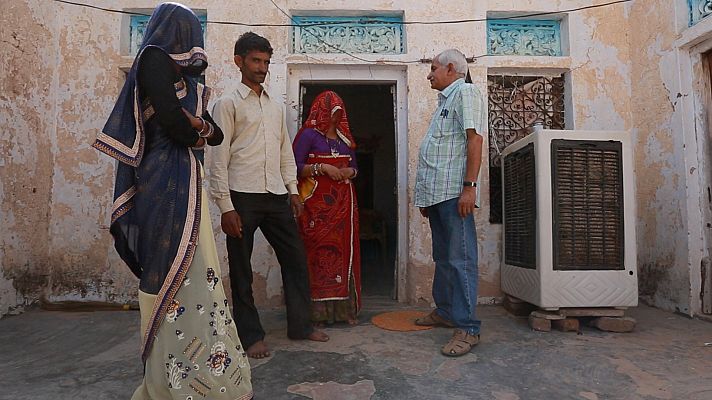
[504,143,537,269]
[552,140,624,271]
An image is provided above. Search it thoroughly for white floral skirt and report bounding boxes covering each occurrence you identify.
[132,187,253,400]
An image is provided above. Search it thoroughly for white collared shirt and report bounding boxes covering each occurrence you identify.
[209,82,298,214]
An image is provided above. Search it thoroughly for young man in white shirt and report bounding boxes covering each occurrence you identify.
[210,32,328,359]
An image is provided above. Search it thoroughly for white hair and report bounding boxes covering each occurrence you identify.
[434,49,468,76]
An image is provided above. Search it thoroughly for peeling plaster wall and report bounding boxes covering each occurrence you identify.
[1,1,58,316]
[8,0,701,315]
[628,1,689,313]
[627,0,712,316]
[44,3,138,304]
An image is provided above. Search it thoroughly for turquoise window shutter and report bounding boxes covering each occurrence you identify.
[487,19,562,56]
[292,16,405,54]
[689,0,712,26]
[130,14,208,56]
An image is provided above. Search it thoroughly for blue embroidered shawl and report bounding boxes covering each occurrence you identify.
[93,2,209,362]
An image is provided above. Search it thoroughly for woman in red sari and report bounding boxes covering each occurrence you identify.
[293,91,361,326]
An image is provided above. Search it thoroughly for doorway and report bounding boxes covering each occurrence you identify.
[300,83,397,297]
[703,50,712,315]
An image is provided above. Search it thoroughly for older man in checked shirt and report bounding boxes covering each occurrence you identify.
[414,49,485,357]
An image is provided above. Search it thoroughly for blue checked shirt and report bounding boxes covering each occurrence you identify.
[415,78,485,208]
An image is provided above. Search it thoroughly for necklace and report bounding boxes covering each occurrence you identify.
[325,135,339,156]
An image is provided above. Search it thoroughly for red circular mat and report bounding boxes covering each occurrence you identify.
[371,310,434,332]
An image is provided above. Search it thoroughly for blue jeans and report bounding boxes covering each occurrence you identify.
[427,197,481,335]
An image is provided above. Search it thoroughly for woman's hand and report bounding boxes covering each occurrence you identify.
[181,108,203,130]
[182,108,210,146]
[321,164,345,181]
[339,168,354,179]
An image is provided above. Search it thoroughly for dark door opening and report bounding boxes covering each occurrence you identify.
[300,83,397,297]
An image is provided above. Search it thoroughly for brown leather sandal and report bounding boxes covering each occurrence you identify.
[441,329,479,357]
[415,310,454,327]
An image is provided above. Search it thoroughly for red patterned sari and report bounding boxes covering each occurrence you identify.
[298,153,362,312]
[294,90,362,323]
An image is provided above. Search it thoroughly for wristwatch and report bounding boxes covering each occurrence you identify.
[463,181,477,187]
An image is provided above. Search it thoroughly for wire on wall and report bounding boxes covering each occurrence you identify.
[51,0,634,65]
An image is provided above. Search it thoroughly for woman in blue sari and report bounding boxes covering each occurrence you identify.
[94,3,252,399]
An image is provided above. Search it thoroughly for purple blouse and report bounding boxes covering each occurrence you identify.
[293,128,358,175]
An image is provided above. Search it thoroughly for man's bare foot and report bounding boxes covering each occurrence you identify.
[307,329,329,342]
[347,318,359,326]
[246,340,271,359]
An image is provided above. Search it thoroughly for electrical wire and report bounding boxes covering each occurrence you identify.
[52,0,634,27]
[50,0,634,65]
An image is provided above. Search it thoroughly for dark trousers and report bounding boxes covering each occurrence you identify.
[226,191,313,349]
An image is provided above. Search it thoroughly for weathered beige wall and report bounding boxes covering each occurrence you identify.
[626,0,712,316]
[45,2,138,304]
[4,0,703,316]
[628,0,690,313]
[1,1,58,315]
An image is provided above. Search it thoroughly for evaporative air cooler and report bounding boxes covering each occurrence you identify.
[500,126,638,309]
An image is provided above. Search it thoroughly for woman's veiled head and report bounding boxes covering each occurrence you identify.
[304,91,356,149]
[96,2,210,167]
[140,3,208,73]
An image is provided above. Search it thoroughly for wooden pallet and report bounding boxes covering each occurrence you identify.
[503,295,636,333]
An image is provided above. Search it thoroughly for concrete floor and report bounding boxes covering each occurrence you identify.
[1,297,711,400]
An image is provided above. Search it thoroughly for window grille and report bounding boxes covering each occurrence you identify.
[488,74,565,223]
